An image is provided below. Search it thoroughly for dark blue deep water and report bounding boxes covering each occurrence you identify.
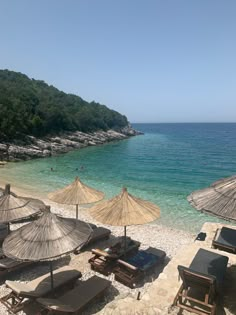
[1,123,236,232]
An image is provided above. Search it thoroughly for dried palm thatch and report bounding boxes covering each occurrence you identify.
[89,187,160,226]
[3,206,93,262]
[187,175,236,221]
[48,177,104,219]
[3,205,92,290]
[0,184,45,223]
[89,187,160,253]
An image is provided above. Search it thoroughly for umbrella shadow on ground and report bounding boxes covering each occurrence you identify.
[0,256,71,285]
[222,264,236,314]
[134,255,170,290]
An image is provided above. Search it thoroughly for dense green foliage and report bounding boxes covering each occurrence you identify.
[0,70,128,140]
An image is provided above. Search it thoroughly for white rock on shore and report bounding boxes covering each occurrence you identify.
[0,127,143,162]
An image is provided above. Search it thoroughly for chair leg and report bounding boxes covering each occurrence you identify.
[0,291,27,314]
[173,283,184,306]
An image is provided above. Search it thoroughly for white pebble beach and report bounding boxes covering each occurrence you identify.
[0,181,195,314]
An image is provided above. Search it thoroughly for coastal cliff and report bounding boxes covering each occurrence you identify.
[0,70,143,162]
[0,126,142,162]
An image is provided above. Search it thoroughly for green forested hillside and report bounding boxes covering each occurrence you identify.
[0,70,128,140]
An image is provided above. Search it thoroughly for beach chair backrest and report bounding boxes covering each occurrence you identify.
[178,265,215,291]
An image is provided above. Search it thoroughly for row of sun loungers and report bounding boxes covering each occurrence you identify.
[0,225,235,314]
[1,266,82,313]
[89,238,167,288]
[1,266,111,314]
[89,238,141,275]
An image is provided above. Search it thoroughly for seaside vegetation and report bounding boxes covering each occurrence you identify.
[0,70,128,140]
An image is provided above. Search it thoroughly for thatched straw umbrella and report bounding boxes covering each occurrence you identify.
[187,175,236,221]
[3,205,92,289]
[48,177,104,219]
[89,187,160,252]
[0,184,45,231]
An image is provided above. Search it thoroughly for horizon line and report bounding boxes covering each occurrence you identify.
[131,122,236,124]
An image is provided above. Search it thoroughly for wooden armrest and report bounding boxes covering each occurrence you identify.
[91,249,109,257]
[91,248,118,259]
[117,259,138,271]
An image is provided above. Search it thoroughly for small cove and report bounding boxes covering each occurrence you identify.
[1,123,236,233]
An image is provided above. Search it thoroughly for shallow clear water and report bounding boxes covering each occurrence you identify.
[1,123,236,232]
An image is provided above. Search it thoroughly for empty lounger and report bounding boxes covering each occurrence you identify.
[173,248,228,315]
[113,248,166,288]
[88,226,111,243]
[0,266,82,314]
[212,226,236,254]
[37,275,111,314]
[89,238,140,276]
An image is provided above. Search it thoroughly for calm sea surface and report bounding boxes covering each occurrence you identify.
[1,123,236,232]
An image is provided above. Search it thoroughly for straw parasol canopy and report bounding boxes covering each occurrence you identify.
[3,205,92,289]
[187,175,236,221]
[48,177,104,219]
[0,184,45,224]
[89,187,160,251]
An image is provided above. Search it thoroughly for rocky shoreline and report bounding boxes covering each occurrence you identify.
[0,126,143,162]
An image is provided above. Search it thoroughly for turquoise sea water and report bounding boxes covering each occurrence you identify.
[1,123,236,233]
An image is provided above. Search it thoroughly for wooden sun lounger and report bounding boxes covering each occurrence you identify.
[37,275,111,314]
[89,226,111,243]
[113,248,166,288]
[89,239,140,276]
[173,248,228,315]
[0,266,82,314]
[212,226,236,254]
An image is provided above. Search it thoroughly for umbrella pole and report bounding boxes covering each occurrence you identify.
[50,261,54,291]
[76,204,78,219]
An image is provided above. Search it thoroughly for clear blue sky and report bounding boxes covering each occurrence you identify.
[0,0,235,123]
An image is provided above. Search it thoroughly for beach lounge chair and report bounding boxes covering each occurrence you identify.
[89,238,140,276]
[173,248,228,315]
[79,223,111,250]
[113,247,166,288]
[61,219,110,254]
[0,266,82,314]
[73,223,111,255]
[212,226,236,254]
[37,275,111,314]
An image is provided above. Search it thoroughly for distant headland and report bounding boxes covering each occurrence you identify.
[0,70,142,161]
